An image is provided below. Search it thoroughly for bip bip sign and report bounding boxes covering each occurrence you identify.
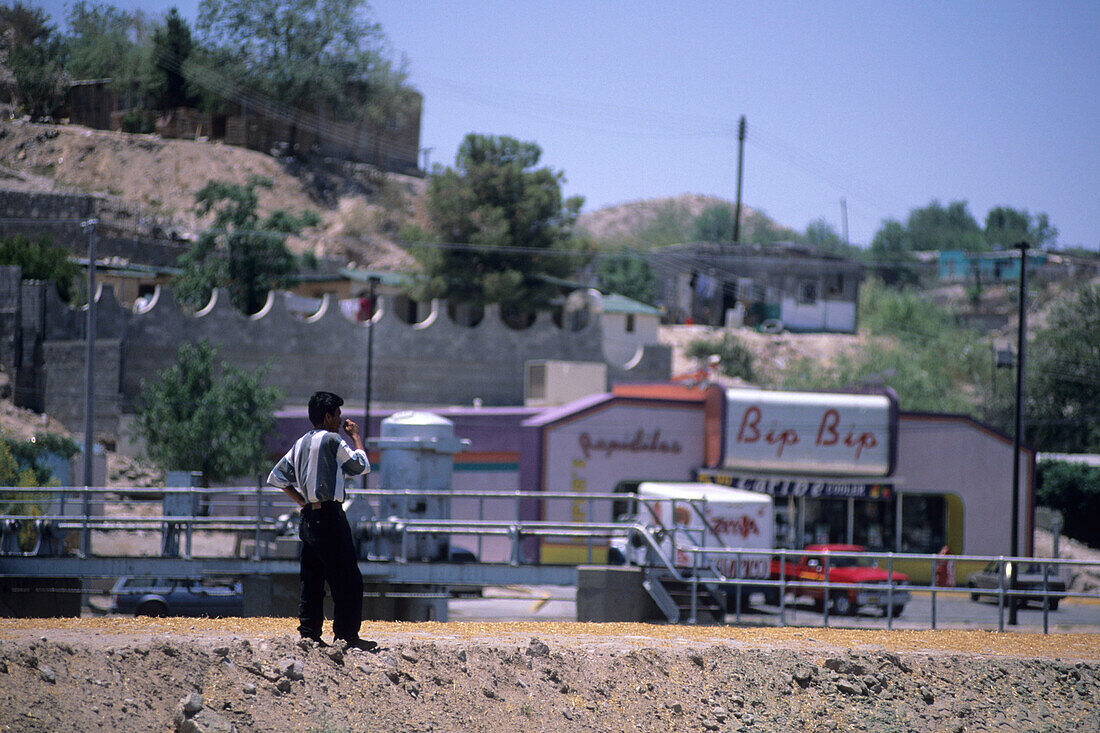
[723,388,896,477]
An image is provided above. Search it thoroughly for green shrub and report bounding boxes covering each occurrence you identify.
[686,333,756,381]
[0,234,82,302]
[1036,460,1100,549]
[120,109,154,134]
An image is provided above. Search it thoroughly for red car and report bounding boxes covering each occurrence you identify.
[770,544,909,617]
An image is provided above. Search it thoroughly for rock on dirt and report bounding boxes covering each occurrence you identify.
[0,619,1097,732]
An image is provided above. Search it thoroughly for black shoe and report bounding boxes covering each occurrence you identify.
[337,637,378,652]
[300,635,329,648]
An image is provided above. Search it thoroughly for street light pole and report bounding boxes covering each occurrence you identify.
[363,275,378,487]
[1009,240,1029,626]
[81,217,98,557]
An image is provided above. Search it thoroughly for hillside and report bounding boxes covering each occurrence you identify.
[0,119,418,270]
[577,193,743,242]
[576,193,795,246]
[0,120,796,270]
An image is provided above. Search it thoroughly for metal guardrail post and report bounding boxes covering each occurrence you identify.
[253,479,263,561]
[689,551,699,625]
[1041,560,1050,634]
[997,557,1006,633]
[185,487,194,560]
[477,495,484,560]
[929,555,936,630]
[886,554,894,631]
[80,486,90,557]
[778,553,787,626]
[586,495,593,563]
[733,550,743,622]
[509,525,521,566]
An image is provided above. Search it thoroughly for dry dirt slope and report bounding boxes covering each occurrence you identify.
[0,619,1098,732]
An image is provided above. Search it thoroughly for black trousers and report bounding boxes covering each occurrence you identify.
[297,502,363,642]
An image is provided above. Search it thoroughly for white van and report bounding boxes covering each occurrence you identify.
[615,481,774,579]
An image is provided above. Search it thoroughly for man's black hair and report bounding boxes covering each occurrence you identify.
[308,391,343,428]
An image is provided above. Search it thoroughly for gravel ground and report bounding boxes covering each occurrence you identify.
[0,618,1097,732]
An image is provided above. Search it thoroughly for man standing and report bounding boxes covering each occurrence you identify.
[268,391,376,650]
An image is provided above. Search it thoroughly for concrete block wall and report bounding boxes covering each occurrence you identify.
[42,338,121,437]
[120,286,670,413]
[0,189,190,268]
[3,266,672,434]
[0,190,93,238]
[0,267,20,375]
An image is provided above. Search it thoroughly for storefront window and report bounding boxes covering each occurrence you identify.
[899,494,946,553]
[803,498,848,545]
[853,499,894,550]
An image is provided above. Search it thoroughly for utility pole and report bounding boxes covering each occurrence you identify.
[732,115,746,245]
[81,217,98,557]
[1008,240,1029,626]
[840,198,849,247]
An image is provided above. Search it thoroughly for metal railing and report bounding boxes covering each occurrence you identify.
[673,544,1096,633]
[1,485,1097,633]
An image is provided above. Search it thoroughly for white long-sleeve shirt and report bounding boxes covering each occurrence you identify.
[267,429,369,503]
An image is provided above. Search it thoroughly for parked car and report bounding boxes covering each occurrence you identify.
[770,544,910,617]
[110,577,244,617]
[967,561,1067,610]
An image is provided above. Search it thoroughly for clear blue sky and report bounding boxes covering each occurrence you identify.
[34,0,1100,249]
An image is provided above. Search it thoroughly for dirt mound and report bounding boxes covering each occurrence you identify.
[660,324,865,384]
[0,619,1097,732]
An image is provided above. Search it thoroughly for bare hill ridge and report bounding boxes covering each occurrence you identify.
[576,193,746,241]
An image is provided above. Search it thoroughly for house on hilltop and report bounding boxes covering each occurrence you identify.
[649,242,864,333]
[66,81,423,175]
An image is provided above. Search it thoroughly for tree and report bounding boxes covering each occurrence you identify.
[0,1,68,118]
[905,200,984,252]
[0,438,37,488]
[0,233,82,301]
[64,1,156,113]
[595,248,658,305]
[134,341,281,485]
[803,218,846,254]
[868,219,919,286]
[2,431,79,486]
[693,203,736,243]
[150,7,196,110]
[1026,284,1100,453]
[743,209,799,244]
[195,0,413,150]
[984,206,1058,250]
[1036,460,1100,548]
[173,176,320,314]
[414,133,587,309]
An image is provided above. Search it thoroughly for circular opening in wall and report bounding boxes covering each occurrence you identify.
[501,305,536,330]
[392,294,428,325]
[447,301,484,327]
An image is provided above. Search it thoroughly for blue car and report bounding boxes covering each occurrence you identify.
[110,577,244,617]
